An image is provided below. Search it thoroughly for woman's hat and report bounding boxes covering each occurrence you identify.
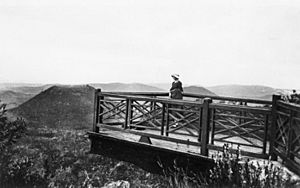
[171,74,180,79]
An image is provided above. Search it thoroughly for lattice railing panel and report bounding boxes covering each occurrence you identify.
[211,107,270,153]
[274,113,290,153]
[272,101,300,175]
[129,100,163,130]
[100,98,127,124]
[289,116,300,162]
[166,105,201,137]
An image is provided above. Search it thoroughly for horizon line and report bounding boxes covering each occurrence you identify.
[0,81,296,90]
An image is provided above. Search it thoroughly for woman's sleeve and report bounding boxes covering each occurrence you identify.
[170,82,176,91]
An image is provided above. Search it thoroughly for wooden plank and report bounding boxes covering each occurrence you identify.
[101,91,169,97]
[182,93,272,105]
[98,124,202,147]
[99,91,271,105]
[100,93,203,106]
[277,100,300,113]
[88,131,214,175]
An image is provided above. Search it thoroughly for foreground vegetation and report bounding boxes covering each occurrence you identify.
[0,127,168,187]
[1,102,299,187]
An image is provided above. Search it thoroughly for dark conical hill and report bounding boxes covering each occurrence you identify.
[12,85,95,129]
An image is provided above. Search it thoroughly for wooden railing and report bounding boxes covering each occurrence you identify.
[91,90,300,174]
[207,102,271,158]
[93,89,274,156]
[270,95,300,174]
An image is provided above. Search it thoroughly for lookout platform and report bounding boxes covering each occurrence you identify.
[88,90,300,175]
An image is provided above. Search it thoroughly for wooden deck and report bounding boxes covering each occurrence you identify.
[89,90,300,175]
[96,124,267,158]
[88,128,214,175]
[97,124,201,154]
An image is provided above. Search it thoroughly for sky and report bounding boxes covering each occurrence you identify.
[0,0,300,89]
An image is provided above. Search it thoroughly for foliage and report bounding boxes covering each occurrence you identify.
[163,144,299,188]
[0,102,26,152]
[1,98,299,187]
[0,124,168,187]
[0,101,28,187]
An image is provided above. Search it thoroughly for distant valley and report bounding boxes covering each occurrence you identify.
[0,82,287,129]
[207,85,286,100]
[0,82,286,110]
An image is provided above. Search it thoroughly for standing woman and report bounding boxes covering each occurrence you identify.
[170,74,183,99]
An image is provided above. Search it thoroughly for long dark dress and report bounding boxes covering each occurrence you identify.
[170,81,183,99]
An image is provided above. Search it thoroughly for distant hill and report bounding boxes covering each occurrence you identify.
[89,83,164,92]
[0,90,34,109]
[183,86,217,96]
[0,85,51,109]
[149,83,170,91]
[0,83,44,90]
[7,85,52,94]
[207,85,277,99]
[12,85,95,129]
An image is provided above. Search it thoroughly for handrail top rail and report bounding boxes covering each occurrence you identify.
[99,92,204,106]
[99,91,272,105]
[210,103,272,114]
[101,91,169,97]
[182,93,272,105]
[277,100,300,112]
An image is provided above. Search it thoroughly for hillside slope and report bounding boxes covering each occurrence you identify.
[12,85,95,129]
[90,83,164,92]
[0,85,52,109]
[0,90,34,109]
[183,86,216,96]
[207,85,277,99]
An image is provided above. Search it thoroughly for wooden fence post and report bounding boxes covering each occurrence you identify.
[161,103,166,136]
[124,98,129,129]
[288,110,296,160]
[262,114,269,155]
[269,94,281,160]
[166,104,170,136]
[125,98,133,129]
[201,98,212,156]
[93,89,101,133]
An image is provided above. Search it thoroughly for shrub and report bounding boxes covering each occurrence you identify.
[0,101,28,187]
[163,144,299,188]
[0,102,26,152]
